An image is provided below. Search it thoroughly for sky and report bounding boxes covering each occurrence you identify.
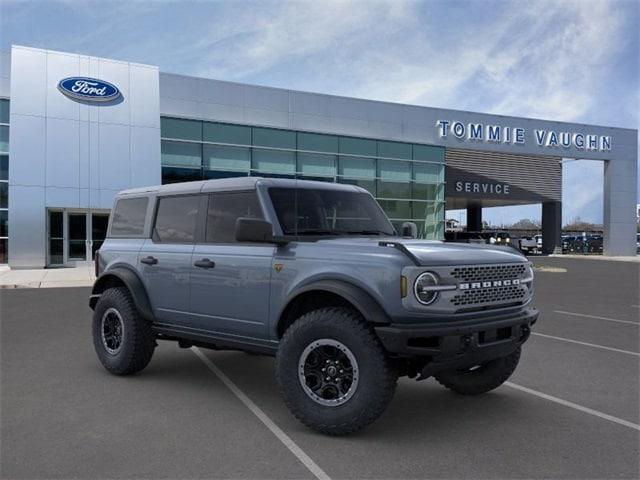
[1,0,638,226]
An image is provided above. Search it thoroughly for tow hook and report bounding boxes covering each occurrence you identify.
[520,325,531,341]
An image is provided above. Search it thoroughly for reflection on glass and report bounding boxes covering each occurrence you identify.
[252,149,295,174]
[203,145,250,171]
[161,141,201,167]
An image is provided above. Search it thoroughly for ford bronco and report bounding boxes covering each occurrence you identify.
[90,177,538,435]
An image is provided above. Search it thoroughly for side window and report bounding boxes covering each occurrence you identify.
[110,197,148,236]
[153,195,200,243]
[206,192,263,243]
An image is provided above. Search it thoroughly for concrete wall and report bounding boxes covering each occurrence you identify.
[8,46,161,267]
[603,144,638,255]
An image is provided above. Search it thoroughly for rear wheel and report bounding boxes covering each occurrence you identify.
[92,287,156,375]
[434,348,521,395]
[276,307,397,435]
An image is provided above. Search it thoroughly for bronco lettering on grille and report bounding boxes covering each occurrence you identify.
[459,279,520,290]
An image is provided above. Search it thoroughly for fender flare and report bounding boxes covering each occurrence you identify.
[90,266,154,321]
[281,279,391,326]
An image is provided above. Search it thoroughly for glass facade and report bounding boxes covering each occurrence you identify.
[0,99,8,263]
[160,117,445,238]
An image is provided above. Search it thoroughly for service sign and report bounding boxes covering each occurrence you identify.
[58,77,121,102]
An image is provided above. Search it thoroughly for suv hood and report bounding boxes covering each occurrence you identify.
[315,237,527,266]
[396,239,526,266]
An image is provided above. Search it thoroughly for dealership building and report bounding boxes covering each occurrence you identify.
[0,45,637,268]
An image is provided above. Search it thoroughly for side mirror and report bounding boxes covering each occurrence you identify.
[235,217,275,243]
[401,221,418,239]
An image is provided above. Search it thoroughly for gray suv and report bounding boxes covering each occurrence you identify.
[90,177,538,435]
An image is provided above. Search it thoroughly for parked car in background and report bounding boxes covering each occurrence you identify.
[563,235,603,254]
[533,234,543,253]
[517,236,538,255]
[445,230,517,249]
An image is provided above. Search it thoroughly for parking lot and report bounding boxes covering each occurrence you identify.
[1,257,638,479]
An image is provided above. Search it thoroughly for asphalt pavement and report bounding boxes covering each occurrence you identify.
[1,256,638,479]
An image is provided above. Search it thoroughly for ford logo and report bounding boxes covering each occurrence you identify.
[57,77,121,102]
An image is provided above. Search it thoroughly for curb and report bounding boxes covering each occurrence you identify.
[0,281,94,289]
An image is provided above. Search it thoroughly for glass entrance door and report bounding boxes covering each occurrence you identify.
[67,213,87,261]
[48,211,64,266]
[47,209,110,267]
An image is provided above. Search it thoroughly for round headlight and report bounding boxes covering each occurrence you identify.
[414,272,439,305]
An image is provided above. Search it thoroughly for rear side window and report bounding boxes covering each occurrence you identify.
[206,192,263,243]
[153,195,200,243]
[110,197,148,236]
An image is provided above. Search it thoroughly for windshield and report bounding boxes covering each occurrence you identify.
[268,187,396,236]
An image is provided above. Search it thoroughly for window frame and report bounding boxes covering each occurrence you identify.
[150,193,206,245]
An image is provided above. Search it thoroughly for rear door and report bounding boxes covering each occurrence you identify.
[139,194,203,326]
[189,191,274,340]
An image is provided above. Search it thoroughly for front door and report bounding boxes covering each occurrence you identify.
[190,191,274,340]
[138,194,201,326]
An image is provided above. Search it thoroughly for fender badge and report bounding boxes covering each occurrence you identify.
[274,263,284,273]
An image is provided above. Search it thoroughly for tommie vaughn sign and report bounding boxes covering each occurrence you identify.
[58,77,121,102]
[436,120,612,152]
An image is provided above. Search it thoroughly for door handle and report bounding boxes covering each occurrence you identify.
[140,256,158,265]
[194,258,216,269]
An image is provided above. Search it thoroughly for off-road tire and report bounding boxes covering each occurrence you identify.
[276,307,397,436]
[434,347,521,395]
[92,287,156,375]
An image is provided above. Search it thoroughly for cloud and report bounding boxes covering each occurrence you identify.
[1,0,636,223]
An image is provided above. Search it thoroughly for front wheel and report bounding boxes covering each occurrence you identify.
[276,307,398,436]
[434,347,521,395]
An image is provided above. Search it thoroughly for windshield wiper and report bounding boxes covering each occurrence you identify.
[293,229,342,235]
[344,230,390,235]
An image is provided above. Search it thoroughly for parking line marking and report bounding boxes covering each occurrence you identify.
[554,310,639,326]
[191,347,331,480]
[505,382,640,432]
[532,332,640,357]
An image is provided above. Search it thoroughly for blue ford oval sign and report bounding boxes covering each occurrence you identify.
[57,77,121,102]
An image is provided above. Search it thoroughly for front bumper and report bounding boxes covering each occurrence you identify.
[375,307,538,378]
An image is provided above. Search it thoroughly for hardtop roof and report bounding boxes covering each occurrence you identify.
[116,177,367,197]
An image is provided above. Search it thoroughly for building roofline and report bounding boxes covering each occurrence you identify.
[159,71,637,134]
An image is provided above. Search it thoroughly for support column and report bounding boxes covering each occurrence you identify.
[467,204,482,232]
[603,155,637,256]
[542,201,562,254]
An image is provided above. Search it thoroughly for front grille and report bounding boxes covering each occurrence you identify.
[451,284,527,307]
[451,264,527,283]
